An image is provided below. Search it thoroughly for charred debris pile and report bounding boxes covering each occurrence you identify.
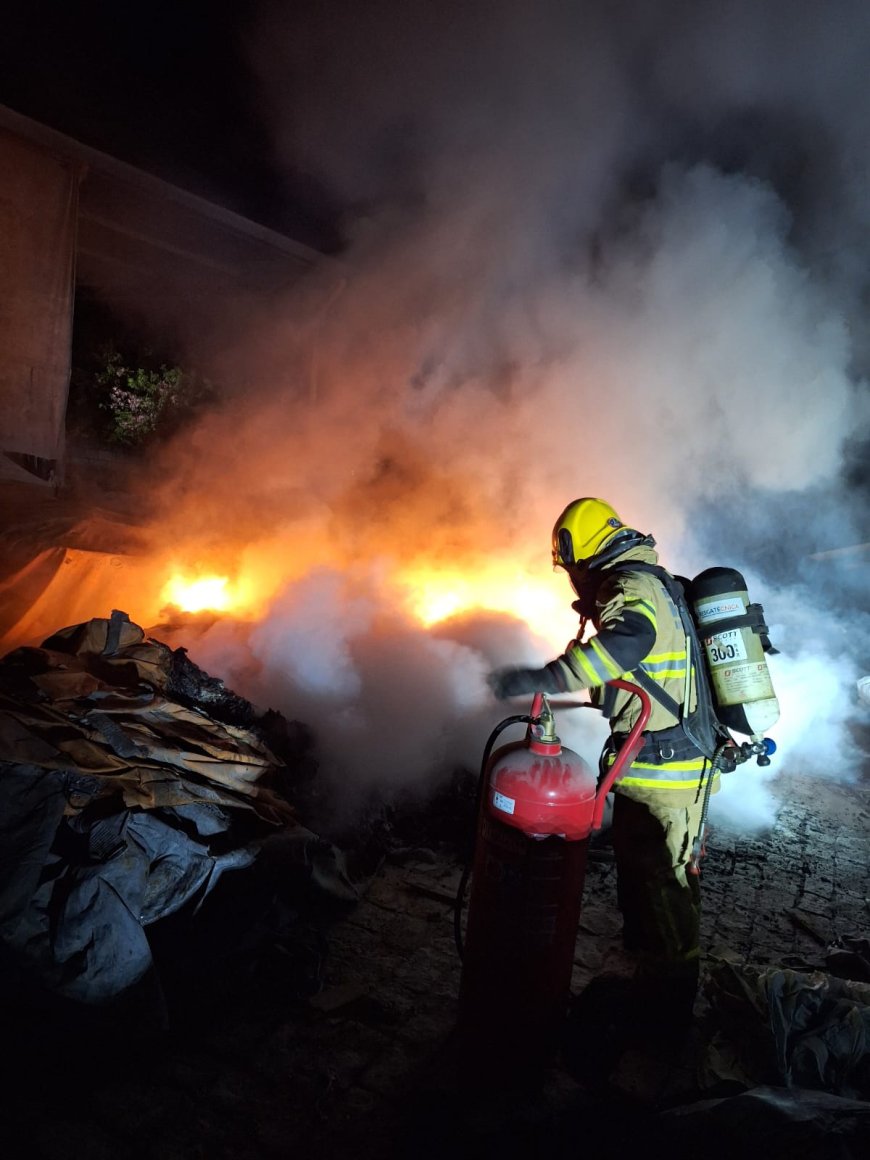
[0,610,469,1048]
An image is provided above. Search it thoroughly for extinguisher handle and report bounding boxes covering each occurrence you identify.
[591,680,652,831]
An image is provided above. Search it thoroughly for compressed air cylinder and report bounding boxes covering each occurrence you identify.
[690,566,780,738]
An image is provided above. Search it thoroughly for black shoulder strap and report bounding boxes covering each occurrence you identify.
[631,666,682,718]
[604,561,727,758]
[599,664,682,720]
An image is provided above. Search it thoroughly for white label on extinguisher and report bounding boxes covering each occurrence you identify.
[492,790,515,815]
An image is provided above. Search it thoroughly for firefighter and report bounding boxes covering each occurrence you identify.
[489,497,717,1036]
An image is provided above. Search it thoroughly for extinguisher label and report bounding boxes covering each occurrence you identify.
[492,790,516,815]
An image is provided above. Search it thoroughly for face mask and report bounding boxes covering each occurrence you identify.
[567,565,599,619]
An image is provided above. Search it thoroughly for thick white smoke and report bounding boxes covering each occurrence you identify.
[142,0,868,826]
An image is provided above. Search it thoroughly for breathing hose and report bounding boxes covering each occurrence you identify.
[688,743,731,875]
[689,734,777,874]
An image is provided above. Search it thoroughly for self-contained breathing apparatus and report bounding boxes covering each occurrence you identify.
[573,542,779,870]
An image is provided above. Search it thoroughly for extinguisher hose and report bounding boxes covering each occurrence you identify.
[453,714,536,960]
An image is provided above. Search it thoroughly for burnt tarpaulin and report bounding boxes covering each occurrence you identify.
[701,960,870,1098]
[661,962,870,1155]
[0,612,356,1026]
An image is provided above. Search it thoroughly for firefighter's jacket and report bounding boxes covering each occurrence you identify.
[545,541,717,807]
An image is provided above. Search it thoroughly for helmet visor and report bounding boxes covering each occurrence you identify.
[552,527,575,568]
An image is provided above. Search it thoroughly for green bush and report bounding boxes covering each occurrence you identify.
[72,346,213,447]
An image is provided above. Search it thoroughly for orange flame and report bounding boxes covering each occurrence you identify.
[157,545,580,649]
[161,573,235,614]
[396,562,569,648]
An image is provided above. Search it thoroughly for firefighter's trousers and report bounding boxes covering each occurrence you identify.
[610,792,704,1022]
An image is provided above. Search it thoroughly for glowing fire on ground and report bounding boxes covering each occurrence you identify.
[397,564,567,643]
[159,558,570,650]
[162,573,234,614]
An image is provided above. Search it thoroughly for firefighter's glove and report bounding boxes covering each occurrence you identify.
[488,663,567,700]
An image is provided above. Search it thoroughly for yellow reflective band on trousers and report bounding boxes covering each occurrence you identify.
[618,771,719,791]
[605,752,716,793]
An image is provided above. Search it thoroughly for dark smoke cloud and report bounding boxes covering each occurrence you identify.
[142,0,869,826]
[254,2,870,290]
[247,0,870,501]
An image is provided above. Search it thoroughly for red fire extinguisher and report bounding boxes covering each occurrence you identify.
[455,680,651,1066]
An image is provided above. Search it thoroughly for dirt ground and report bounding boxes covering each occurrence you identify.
[4,762,870,1160]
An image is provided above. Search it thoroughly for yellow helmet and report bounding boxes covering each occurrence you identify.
[551,498,627,567]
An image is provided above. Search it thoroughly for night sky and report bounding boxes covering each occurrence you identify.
[4,1,870,281]
[0,1,342,249]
